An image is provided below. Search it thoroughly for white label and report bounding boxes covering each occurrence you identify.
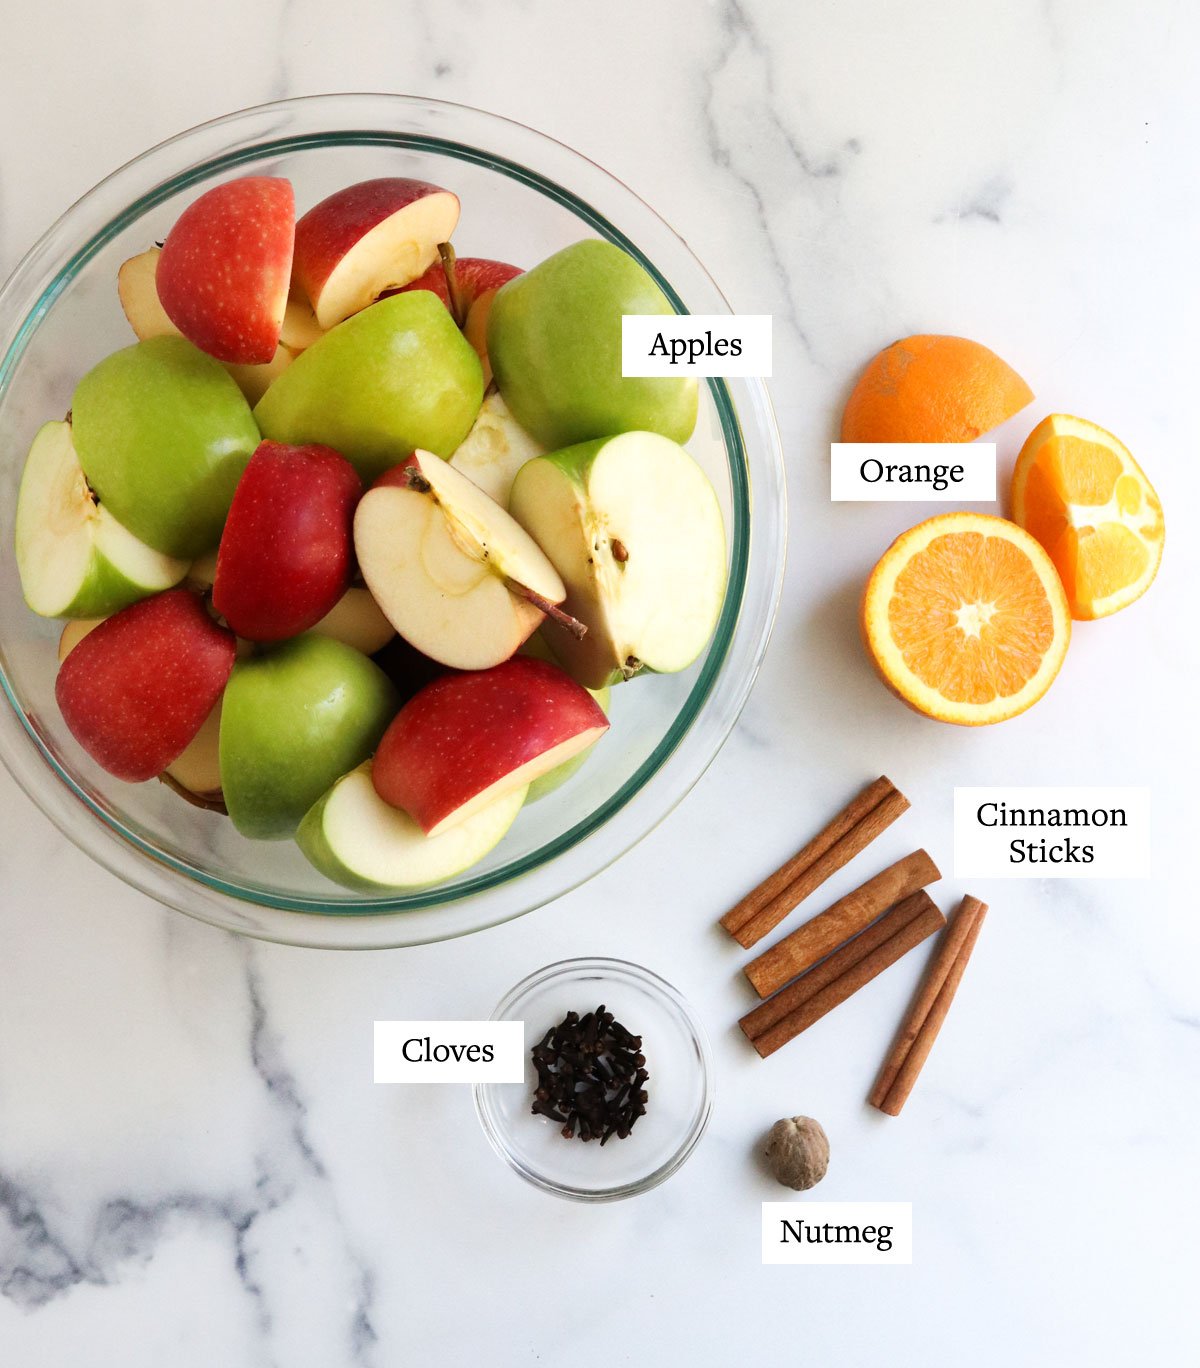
[373,1021,525,1083]
[762,1203,913,1264]
[621,314,772,377]
[954,787,1151,879]
[830,443,996,500]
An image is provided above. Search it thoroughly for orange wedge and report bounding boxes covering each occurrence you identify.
[1011,414,1164,620]
[841,335,1033,443]
[862,513,1070,726]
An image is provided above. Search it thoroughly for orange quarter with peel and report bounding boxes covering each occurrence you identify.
[1011,414,1163,620]
[861,512,1071,726]
[841,335,1033,444]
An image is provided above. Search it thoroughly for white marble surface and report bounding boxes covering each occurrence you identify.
[1,2,1196,1363]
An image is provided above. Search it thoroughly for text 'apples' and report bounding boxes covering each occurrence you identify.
[55,588,236,782]
[219,633,397,839]
[372,654,608,836]
[298,761,525,891]
[214,441,361,641]
[509,431,727,688]
[355,451,566,670]
[488,239,698,449]
[72,336,260,559]
[254,291,483,483]
[157,177,295,364]
[293,178,460,329]
[16,421,188,618]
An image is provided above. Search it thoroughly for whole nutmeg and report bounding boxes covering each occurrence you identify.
[764,1115,829,1191]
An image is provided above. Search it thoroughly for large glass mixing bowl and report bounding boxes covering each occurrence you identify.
[0,94,786,948]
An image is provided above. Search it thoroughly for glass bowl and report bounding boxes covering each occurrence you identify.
[474,957,713,1201]
[0,94,786,948]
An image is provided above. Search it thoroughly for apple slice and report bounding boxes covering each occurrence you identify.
[58,617,105,662]
[279,292,324,351]
[402,253,521,385]
[354,451,569,670]
[16,421,189,619]
[293,178,460,330]
[372,655,608,836]
[161,699,225,810]
[157,176,295,364]
[448,391,546,506]
[519,634,610,802]
[55,588,236,782]
[310,587,395,656]
[508,431,727,689]
[298,761,524,891]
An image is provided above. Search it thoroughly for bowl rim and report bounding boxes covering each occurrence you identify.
[0,93,787,946]
[473,955,714,1201]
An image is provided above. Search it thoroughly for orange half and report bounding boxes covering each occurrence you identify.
[1011,414,1164,620]
[862,513,1071,726]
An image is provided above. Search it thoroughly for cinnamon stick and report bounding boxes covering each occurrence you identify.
[870,896,988,1116]
[744,849,941,999]
[740,890,936,1042]
[720,777,909,948]
[743,896,946,1059]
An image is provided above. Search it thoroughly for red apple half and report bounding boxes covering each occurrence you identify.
[293,178,460,330]
[157,177,295,364]
[56,587,236,782]
[213,441,362,642]
[373,655,608,835]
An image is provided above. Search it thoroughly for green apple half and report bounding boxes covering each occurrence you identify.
[448,390,546,506]
[15,420,188,618]
[487,239,698,450]
[219,633,397,839]
[508,431,727,689]
[254,291,484,484]
[298,761,525,891]
[72,335,260,559]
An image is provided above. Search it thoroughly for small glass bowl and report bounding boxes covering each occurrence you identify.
[474,957,713,1201]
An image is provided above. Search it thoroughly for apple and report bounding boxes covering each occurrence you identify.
[297,761,525,891]
[16,420,188,618]
[58,617,104,662]
[310,587,395,656]
[372,655,608,836]
[213,441,361,641]
[55,588,236,782]
[160,699,225,810]
[156,176,295,364]
[354,450,567,670]
[292,178,460,329]
[508,431,727,688]
[278,292,324,351]
[448,391,545,506]
[402,254,521,385]
[487,239,698,449]
[254,291,483,483]
[117,247,299,403]
[219,633,397,839]
[72,335,260,559]
[519,633,610,802]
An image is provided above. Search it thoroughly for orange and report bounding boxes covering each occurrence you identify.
[861,513,1070,726]
[1011,414,1163,620]
[841,335,1033,443]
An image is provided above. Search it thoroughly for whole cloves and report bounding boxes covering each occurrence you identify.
[530,1005,649,1143]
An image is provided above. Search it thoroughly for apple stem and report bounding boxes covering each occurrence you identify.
[158,772,228,814]
[506,581,588,640]
[438,241,468,329]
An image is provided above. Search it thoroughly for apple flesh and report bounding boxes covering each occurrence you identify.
[16,421,188,618]
[213,441,361,642]
[297,761,525,891]
[118,247,299,403]
[72,336,260,559]
[372,655,608,836]
[55,588,236,782]
[509,431,727,688]
[293,178,460,329]
[254,291,483,483]
[157,177,295,364]
[219,633,397,839]
[310,587,395,656]
[487,239,698,449]
[160,699,224,809]
[448,391,545,506]
[402,255,521,385]
[354,451,565,670]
